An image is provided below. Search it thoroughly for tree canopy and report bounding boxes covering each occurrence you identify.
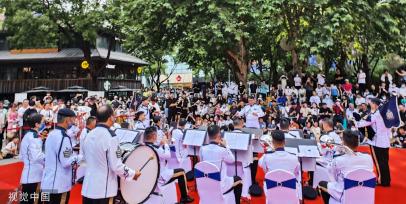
[2,0,406,85]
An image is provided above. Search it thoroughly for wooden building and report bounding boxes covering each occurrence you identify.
[0,47,148,96]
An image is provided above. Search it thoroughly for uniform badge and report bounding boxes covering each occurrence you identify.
[123,166,129,178]
[116,147,122,158]
[63,148,72,158]
[386,110,395,120]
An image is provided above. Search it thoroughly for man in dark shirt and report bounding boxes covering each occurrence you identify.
[319,103,333,120]
[166,93,177,123]
[22,100,38,135]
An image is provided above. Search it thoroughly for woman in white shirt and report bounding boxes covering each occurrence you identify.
[357,70,366,93]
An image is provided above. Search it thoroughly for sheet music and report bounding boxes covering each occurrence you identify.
[115,129,140,143]
[285,147,298,155]
[223,132,251,151]
[183,129,207,146]
[298,145,320,158]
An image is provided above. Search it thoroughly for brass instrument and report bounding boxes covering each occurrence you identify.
[319,133,356,156]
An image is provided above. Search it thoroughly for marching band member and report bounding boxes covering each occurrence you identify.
[258,130,302,201]
[237,96,265,128]
[75,116,96,183]
[199,125,243,204]
[41,108,82,204]
[134,111,146,129]
[78,116,97,155]
[81,105,141,204]
[236,96,264,196]
[318,130,374,204]
[20,113,45,204]
[152,116,166,145]
[355,98,391,186]
[170,118,188,167]
[137,96,151,128]
[320,118,342,144]
[143,126,194,203]
[232,118,253,200]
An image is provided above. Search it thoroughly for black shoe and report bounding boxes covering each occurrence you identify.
[180,196,194,203]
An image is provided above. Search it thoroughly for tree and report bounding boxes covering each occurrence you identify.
[121,0,183,91]
[1,0,125,88]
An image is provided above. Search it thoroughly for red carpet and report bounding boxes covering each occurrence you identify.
[1,147,405,204]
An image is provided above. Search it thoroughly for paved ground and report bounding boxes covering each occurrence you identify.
[0,158,20,166]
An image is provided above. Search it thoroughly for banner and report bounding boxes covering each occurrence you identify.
[379,96,401,128]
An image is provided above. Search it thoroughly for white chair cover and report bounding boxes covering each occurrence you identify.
[264,169,300,204]
[330,169,375,204]
[195,161,235,204]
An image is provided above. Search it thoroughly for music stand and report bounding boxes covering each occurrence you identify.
[241,127,263,153]
[135,128,145,143]
[285,138,320,202]
[115,128,141,144]
[223,131,251,176]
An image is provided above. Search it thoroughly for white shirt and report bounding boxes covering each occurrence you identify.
[355,97,366,106]
[358,72,366,84]
[238,104,265,128]
[310,96,321,105]
[17,107,27,127]
[81,124,136,199]
[1,141,17,155]
[327,152,373,201]
[41,126,82,194]
[259,149,302,199]
[199,143,235,193]
[137,105,151,128]
[380,74,393,84]
[171,128,188,162]
[317,74,325,85]
[294,76,302,87]
[20,130,45,184]
[357,110,392,148]
[40,109,54,123]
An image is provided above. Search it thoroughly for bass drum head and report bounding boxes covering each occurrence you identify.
[120,145,160,204]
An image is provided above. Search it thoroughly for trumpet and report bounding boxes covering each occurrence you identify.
[260,133,273,149]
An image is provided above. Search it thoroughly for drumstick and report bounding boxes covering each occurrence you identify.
[139,156,154,172]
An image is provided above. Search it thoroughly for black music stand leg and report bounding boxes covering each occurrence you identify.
[234,150,238,176]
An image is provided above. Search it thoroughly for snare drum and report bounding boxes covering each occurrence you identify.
[120,144,160,204]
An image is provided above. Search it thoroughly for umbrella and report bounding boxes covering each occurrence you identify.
[109,85,133,92]
[58,86,89,93]
[26,86,54,93]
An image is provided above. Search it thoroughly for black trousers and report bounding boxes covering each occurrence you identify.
[82,196,112,204]
[250,153,259,184]
[166,168,188,199]
[319,181,330,204]
[21,183,39,204]
[370,145,391,186]
[42,192,70,204]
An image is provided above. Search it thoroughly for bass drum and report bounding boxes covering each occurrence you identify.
[120,144,160,204]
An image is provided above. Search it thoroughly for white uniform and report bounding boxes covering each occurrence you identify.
[259,148,302,199]
[134,120,146,130]
[326,152,373,201]
[145,142,174,188]
[20,130,45,184]
[41,126,82,194]
[171,128,188,163]
[199,142,235,193]
[232,129,253,197]
[356,110,391,148]
[238,105,265,128]
[81,124,136,199]
[137,105,151,128]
